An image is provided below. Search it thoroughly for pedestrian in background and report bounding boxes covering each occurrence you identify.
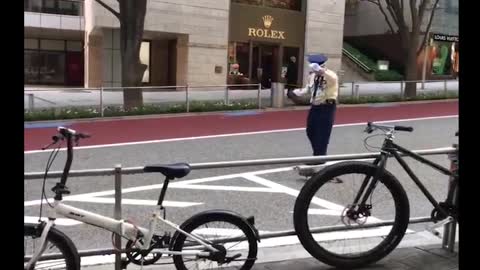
[305,55,338,165]
[286,56,298,99]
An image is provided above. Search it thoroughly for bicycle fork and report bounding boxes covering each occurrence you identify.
[25,219,55,269]
[348,155,387,217]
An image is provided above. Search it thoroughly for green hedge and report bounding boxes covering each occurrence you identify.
[25,100,258,121]
[24,93,458,122]
[343,42,404,81]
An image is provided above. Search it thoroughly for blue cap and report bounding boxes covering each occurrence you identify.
[308,54,328,65]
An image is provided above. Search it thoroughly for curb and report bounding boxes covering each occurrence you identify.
[24,99,458,125]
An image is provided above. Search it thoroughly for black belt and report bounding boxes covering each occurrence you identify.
[312,99,336,106]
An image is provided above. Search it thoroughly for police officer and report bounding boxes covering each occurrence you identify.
[305,55,338,164]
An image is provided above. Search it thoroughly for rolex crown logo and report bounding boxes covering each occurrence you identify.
[262,15,274,29]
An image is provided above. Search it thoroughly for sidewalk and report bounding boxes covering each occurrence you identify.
[83,242,458,270]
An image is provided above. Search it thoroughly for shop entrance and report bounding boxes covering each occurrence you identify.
[251,43,281,88]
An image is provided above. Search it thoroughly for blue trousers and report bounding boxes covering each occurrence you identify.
[306,104,336,156]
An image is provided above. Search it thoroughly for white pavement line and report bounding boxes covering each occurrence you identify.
[65,197,202,207]
[25,169,283,206]
[24,115,458,154]
[171,184,280,192]
[24,216,82,226]
[242,174,383,223]
[242,174,346,211]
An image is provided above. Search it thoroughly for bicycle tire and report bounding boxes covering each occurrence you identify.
[172,212,258,270]
[24,223,80,270]
[293,161,410,268]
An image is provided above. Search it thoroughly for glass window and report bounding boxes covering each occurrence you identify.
[59,0,75,15]
[66,41,83,52]
[235,42,250,76]
[38,52,66,84]
[429,40,455,76]
[25,51,40,84]
[25,39,39,49]
[265,0,302,11]
[41,40,65,51]
[232,0,262,6]
[24,0,42,12]
[140,41,150,83]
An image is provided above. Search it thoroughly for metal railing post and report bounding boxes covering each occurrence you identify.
[185,85,190,113]
[444,80,448,95]
[442,146,458,252]
[28,93,34,111]
[257,83,262,109]
[114,165,122,270]
[354,85,359,100]
[100,87,104,117]
[225,87,229,105]
[351,82,355,97]
[400,81,404,99]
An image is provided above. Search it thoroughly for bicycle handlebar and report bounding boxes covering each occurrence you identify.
[50,127,91,190]
[365,122,414,134]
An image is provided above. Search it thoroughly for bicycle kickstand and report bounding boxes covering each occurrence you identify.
[426,216,454,238]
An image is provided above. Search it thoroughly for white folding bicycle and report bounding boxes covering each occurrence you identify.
[24,127,259,270]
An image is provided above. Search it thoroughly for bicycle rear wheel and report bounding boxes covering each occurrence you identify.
[24,223,80,270]
[172,212,258,270]
[293,161,410,268]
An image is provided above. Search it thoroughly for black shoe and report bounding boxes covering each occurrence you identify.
[304,161,326,166]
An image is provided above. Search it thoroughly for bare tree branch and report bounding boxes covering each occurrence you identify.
[94,0,120,20]
[383,0,400,26]
[363,0,396,34]
[378,2,397,33]
[417,0,430,26]
[410,0,418,30]
[417,0,440,55]
[365,0,380,6]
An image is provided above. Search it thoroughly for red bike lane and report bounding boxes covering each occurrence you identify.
[24,101,458,151]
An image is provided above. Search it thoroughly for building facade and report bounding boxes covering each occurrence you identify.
[343,0,458,79]
[25,0,346,88]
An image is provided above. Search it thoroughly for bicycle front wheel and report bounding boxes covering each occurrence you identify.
[172,211,258,270]
[24,223,80,270]
[293,161,410,268]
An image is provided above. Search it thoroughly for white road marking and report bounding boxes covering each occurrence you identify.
[24,216,82,226]
[172,184,280,192]
[24,115,458,154]
[64,197,202,207]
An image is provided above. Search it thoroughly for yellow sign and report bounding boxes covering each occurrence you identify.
[248,15,286,40]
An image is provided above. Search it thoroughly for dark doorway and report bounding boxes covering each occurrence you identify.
[251,44,280,88]
[66,51,84,86]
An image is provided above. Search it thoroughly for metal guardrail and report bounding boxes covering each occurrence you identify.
[25,146,458,269]
[342,48,373,73]
[24,80,458,112]
[24,83,264,115]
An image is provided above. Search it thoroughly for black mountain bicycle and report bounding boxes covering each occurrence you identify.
[293,122,458,268]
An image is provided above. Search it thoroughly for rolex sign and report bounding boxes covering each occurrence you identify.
[248,15,286,40]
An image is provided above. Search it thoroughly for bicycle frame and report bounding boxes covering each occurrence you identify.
[353,138,458,220]
[27,199,218,267]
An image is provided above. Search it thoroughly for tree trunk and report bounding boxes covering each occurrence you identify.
[119,0,148,109]
[404,34,420,98]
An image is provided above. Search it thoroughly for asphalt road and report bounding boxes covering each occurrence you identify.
[24,115,458,264]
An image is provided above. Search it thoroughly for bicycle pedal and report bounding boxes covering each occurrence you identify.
[426,227,442,239]
[425,216,454,238]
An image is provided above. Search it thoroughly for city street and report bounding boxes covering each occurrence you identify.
[24,101,458,268]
